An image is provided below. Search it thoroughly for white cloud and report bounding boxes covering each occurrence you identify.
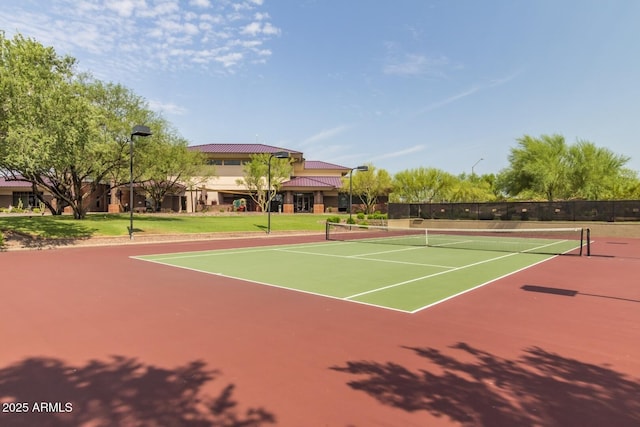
[301,125,352,146]
[369,144,426,161]
[216,52,243,67]
[144,1,181,18]
[148,99,189,116]
[412,71,521,117]
[104,0,142,17]
[241,22,262,36]
[0,0,280,77]
[384,53,449,77]
[189,0,211,8]
[415,87,481,115]
[240,21,281,36]
[382,41,451,77]
[262,22,280,36]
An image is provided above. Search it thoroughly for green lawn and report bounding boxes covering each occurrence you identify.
[0,213,342,239]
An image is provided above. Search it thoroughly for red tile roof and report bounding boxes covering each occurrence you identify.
[282,176,344,189]
[303,160,350,170]
[0,176,33,188]
[189,143,302,155]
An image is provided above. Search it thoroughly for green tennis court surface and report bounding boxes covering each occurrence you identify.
[133,235,583,313]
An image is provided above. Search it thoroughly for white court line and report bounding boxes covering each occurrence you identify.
[138,246,274,261]
[274,247,457,269]
[131,238,578,315]
[429,239,475,248]
[132,241,344,262]
[345,239,568,300]
[430,238,560,249]
[351,246,423,257]
[409,255,560,314]
[132,256,413,314]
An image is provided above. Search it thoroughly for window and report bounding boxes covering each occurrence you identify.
[12,192,41,209]
[207,159,244,165]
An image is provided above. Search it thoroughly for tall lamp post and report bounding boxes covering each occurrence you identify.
[267,151,290,234]
[129,125,152,240]
[471,158,483,176]
[349,165,369,222]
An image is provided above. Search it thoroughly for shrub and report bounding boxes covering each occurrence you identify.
[346,216,356,224]
[367,212,388,220]
[356,212,365,220]
[326,216,341,224]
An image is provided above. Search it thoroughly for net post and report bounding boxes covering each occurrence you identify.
[586,228,591,256]
[325,221,330,241]
[579,228,584,256]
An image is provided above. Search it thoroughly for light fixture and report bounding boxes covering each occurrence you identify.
[349,165,368,222]
[267,151,290,234]
[129,125,152,240]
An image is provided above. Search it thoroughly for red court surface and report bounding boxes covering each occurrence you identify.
[1,234,639,426]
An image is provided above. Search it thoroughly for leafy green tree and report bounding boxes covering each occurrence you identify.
[235,153,293,212]
[342,164,392,214]
[390,167,456,203]
[567,141,632,200]
[0,33,100,218]
[607,168,640,199]
[0,33,184,218]
[450,175,497,202]
[499,134,569,201]
[499,134,636,201]
[479,173,506,201]
[137,125,210,211]
[83,78,156,197]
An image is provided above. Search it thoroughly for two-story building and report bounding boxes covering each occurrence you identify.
[185,143,352,214]
[1,143,360,214]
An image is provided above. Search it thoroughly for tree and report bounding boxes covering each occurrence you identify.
[499,134,636,201]
[0,33,157,218]
[235,153,293,212]
[136,125,210,212]
[342,164,392,214]
[617,172,640,199]
[499,134,569,201]
[83,78,157,206]
[390,167,456,203]
[0,33,99,218]
[567,141,632,200]
[0,33,184,219]
[449,175,497,202]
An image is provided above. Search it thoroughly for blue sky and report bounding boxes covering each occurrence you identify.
[1,0,639,175]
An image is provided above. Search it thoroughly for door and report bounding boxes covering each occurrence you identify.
[294,193,314,213]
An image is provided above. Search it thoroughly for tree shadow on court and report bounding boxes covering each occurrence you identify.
[0,356,276,426]
[0,230,93,250]
[331,342,640,427]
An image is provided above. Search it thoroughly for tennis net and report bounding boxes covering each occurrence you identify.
[325,222,590,256]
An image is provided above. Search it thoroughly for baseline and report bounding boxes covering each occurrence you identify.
[345,250,525,300]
